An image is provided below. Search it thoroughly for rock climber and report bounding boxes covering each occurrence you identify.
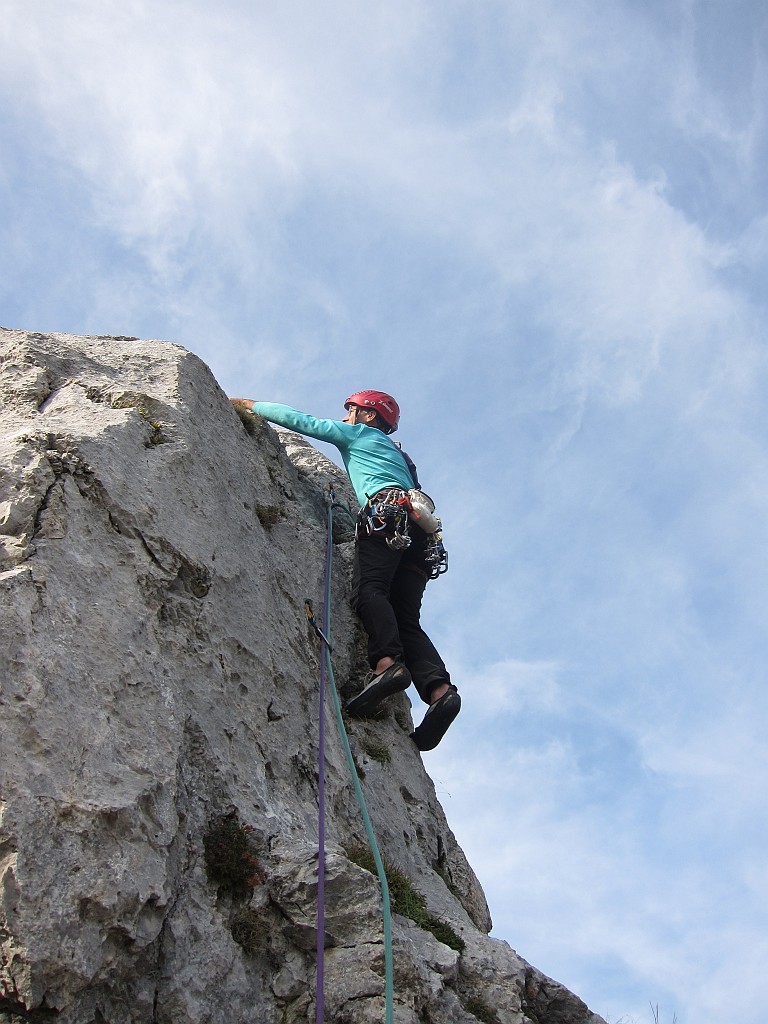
[230,390,461,751]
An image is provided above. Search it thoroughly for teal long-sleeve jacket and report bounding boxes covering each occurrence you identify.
[252,402,415,507]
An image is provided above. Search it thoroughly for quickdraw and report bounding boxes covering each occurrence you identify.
[361,487,449,577]
[304,599,333,651]
[360,488,412,550]
[424,530,449,579]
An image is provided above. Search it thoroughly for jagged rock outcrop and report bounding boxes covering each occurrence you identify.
[0,328,606,1024]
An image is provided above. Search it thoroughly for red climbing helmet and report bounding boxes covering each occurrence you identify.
[344,390,400,434]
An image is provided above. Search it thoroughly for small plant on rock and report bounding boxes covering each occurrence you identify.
[203,813,266,899]
[255,502,284,529]
[230,906,265,955]
[463,995,500,1024]
[231,400,262,436]
[649,1003,678,1024]
[345,844,465,952]
[136,406,166,446]
[360,737,392,765]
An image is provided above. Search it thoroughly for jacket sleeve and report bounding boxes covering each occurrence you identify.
[251,403,353,449]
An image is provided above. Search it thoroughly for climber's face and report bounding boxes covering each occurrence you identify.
[343,404,376,427]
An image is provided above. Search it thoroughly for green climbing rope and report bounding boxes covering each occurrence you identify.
[320,488,394,1024]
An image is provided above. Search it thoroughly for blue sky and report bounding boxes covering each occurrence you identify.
[2,2,768,1021]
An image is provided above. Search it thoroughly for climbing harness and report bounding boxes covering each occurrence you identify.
[360,488,412,550]
[310,485,395,1024]
[360,487,449,577]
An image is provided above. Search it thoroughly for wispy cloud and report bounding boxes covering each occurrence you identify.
[3,4,768,1022]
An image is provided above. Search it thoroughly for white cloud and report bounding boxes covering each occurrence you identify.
[3,0,763,393]
[431,717,768,1023]
[35,12,293,239]
[449,656,563,715]
[3,4,768,1023]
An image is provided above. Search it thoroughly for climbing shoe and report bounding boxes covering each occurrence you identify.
[345,662,411,716]
[410,685,461,751]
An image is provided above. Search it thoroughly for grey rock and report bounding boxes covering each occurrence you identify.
[0,327,606,1024]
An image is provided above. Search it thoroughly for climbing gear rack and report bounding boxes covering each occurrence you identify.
[424,529,449,578]
[360,488,412,550]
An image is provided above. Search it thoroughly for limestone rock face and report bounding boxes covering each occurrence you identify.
[0,328,606,1024]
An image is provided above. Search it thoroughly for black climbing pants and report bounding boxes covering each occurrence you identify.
[351,524,450,704]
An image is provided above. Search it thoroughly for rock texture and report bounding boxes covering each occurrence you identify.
[0,328,606,1024]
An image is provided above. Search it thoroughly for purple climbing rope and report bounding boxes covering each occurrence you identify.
[315,494,334,1024]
